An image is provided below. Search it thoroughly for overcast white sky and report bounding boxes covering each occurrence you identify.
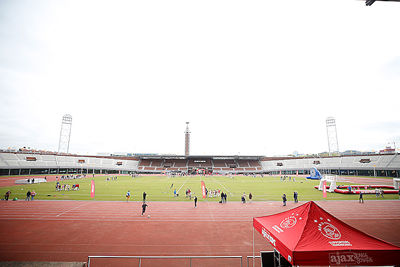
[1,0,399,156]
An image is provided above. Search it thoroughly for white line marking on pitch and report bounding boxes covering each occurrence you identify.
[212,177,233,196]
[176,177,190,193]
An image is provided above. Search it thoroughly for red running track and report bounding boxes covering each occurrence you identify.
[0,200,399,266]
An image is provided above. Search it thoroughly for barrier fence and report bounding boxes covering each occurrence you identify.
[246,255,261,267]
[87,255,243,267]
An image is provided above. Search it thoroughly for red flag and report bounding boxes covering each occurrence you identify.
[90,180,95,198]
[201,181,206,199]
[322,180,327,198]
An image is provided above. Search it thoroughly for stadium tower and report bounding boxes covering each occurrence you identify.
[326,117,339,155]
[185,122,190,156]
[58,114,72,153]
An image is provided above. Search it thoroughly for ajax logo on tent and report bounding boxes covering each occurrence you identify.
[273,213,302,233]
[280,216,297,229]
[315,218,341,240]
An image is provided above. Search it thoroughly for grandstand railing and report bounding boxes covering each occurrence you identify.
[87,255,243,267]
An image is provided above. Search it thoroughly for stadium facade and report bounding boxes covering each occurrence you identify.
[0,151,399,178]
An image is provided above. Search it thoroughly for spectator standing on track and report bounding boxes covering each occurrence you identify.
[359,191,364,203]
[26,190,31,201]
[294,191,298,203]
[31,190,36,201]
[141,202,148,216]
[249,193,253,203]
[143,192,147,202]
[5,190,11,201]
[126,190,131,202]
[282,194,287,206]
[194,196,198,207]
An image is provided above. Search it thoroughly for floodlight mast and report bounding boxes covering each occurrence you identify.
[185,122,190,156]
[326,117,339,156]
[58,114,72,153]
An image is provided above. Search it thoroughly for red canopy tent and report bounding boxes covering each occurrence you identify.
[253,201,400,266]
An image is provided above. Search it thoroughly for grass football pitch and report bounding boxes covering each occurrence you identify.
[1,175,398,202]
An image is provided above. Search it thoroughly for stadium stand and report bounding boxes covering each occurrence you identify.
[188,158,212,168]
[237,160,250,167]
[1,151,398,177]
[0,152,140,176]
[213,159,227,167]
[260,154,400,177]
[174,159,188,167]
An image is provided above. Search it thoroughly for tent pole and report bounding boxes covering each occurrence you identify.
[253,227,255,267]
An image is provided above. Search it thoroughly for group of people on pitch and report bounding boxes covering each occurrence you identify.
[282,191,299,206]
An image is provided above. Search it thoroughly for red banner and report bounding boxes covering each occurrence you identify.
[201,181,206,198]
[90,180,95,198]
[323,180,327,198]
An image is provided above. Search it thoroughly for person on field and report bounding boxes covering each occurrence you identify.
[5,190,11,201]
[143,192,147,202]
[249,193,253,203]
[31,190,36,201]
[282,194,287,206]
[141,202,148,216]
[26,190,31,201]
[126,190,131,201]
[294,191,298,203]
[359,191,364,203]
[194,196,198,207]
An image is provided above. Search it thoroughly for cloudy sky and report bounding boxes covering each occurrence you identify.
[1,0,399,156]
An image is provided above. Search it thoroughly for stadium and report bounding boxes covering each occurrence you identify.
[1,118,400,266]
[1,0,400,266]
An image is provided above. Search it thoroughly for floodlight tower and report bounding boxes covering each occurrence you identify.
[326,117,339,156]
[58,114,72,153]
[185,122,190,156]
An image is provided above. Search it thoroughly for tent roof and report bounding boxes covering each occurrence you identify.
[253,201,400,266]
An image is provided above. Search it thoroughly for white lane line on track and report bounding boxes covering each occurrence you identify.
[2,216,400,222]
[0,243,252,247]
[55,202,90,217]
[0,218,251,222]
